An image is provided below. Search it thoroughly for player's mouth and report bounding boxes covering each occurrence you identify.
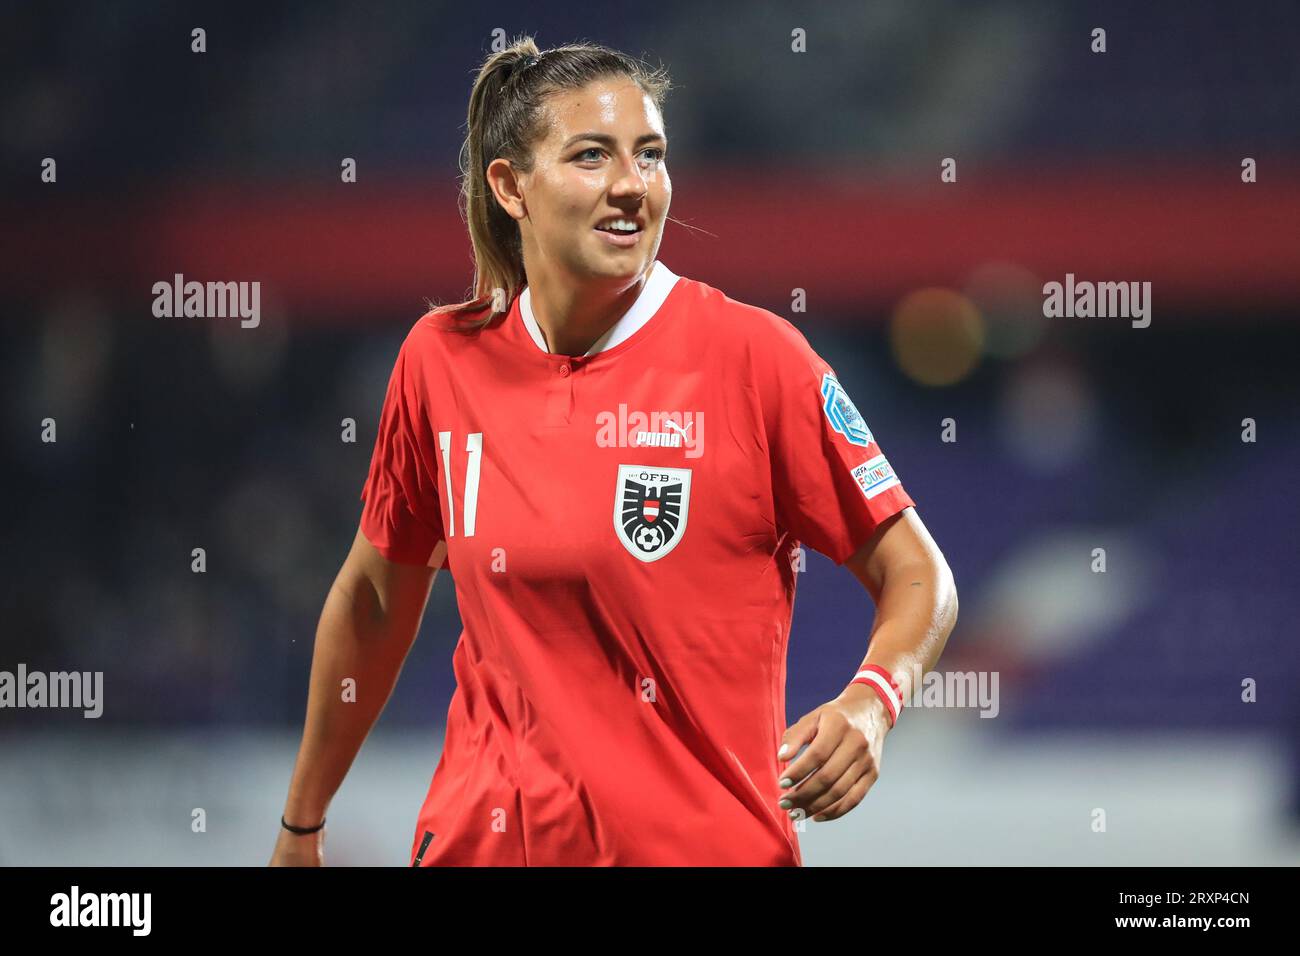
[593,216,644,248]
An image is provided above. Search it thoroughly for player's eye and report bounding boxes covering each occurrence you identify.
[575,146,666,164]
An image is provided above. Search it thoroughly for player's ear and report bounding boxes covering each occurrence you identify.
[485,157,527,221]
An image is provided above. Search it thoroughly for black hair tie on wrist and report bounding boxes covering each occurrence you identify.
[281,815,325,835]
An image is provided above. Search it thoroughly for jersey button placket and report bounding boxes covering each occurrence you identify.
[544,358,576,426]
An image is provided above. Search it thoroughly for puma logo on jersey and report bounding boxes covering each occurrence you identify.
[596,404,704,459]
[634,420,691,448]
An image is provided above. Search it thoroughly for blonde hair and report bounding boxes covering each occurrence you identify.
[434,36,671,330]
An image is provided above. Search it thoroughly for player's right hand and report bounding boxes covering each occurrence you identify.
[268,826,325,866]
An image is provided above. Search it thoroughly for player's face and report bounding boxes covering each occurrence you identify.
[517,77,671,283]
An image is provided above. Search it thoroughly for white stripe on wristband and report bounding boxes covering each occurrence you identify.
[849,666,901,726]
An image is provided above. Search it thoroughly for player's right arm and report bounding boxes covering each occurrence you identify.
[269,524,437,866]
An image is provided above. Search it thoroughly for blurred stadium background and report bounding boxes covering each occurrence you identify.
[1,0,1298,865]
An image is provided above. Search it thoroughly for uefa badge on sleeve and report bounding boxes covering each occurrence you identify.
[820,372,874,447]
[614,464,692,562]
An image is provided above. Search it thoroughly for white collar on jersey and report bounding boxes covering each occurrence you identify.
[519,259,680,356]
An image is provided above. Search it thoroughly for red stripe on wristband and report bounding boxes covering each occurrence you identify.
[849,665,901,727]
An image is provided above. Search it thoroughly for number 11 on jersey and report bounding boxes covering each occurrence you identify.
[438,431,483,537]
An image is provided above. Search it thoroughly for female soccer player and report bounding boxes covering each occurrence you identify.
[271,38,957,867]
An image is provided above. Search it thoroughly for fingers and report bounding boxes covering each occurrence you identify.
[774,707,826,790]
[777,708,847,801]
[777,707,882,822]
[810,770,874,822]
[776,709,821,775]
[780,732,872,819]
[777,710,819,760]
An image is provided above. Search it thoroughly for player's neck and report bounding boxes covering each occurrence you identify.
[525,264,651,357]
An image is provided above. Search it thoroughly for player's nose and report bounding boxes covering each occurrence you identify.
[609,157,649,199]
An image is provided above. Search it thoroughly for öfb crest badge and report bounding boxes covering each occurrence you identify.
[614,464,692,562]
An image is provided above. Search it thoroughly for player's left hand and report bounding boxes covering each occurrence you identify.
[775,682,892,822]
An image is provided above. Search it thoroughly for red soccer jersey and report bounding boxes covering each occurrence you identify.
[359,259,915,866]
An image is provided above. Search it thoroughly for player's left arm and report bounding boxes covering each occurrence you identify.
[777,506,958,822]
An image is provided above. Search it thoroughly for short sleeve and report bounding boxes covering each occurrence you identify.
[358,328,447,566]
[757,317,916,565]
